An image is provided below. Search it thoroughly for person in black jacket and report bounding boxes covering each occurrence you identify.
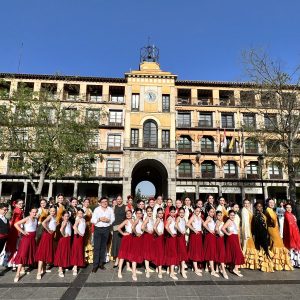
[0,203,9,254]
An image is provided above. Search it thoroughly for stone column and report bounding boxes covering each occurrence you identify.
[48,181,53,199]
[241,186,246,200]
[79,84,87,101]
[73,181,78,198]
[0,181,2,197]
[98,182,102,199]
[23,181,28,195]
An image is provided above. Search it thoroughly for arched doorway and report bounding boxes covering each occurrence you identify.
[131,159,168,198]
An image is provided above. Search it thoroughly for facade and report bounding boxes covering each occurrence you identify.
[0,48,299,204]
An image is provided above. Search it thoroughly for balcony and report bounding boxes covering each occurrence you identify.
[177,122,192,128]
[177,146,193,153]
[269,174,283,180]
[108,121,123,127]
[246,173,260,179]
[106,144,122,151]
[201,172,215,178]
[198,120,213,128]
[143,142,158,148]
[244,148,259,154]
[177,172,193,178]
[176,97,191,105]
[224,173,238,179]
[106,170,122,178]
[201,147,215,153]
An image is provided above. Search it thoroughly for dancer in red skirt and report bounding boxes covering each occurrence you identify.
[117,210,134,279]
[13,207,38,282]
[203,208,219,277]
[35,206,57,280]
[164,206,178,280]
[54,211,72,278]
[142,206,155,278]
[129,208,144,281]
[176,207,188,278]
[215,210,228,279]
[187,207,204,276]
[71,209,86,275]
[222,209,245,277]
[153,208,165,278]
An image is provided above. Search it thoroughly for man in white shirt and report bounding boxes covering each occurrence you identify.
[153,195,164,219]
[91,197,115,272]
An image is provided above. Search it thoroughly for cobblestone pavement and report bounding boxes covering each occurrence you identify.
[0,263,299,299]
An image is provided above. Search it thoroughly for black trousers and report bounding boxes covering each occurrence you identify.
[93,226,110,268]
[0,238,7,254]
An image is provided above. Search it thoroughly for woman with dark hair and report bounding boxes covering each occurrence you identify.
[266,199,293,271]
[36,199,49,243]
[252,202,274,272]
[276,201,285,238]
[283,203,300,268]
[82,198,93,264]
[216,197,228,222]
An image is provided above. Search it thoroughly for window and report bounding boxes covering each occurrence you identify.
[162,95,170,112]
[221,113,234,128]
[0,81,10,99]
[245,139,258,154]
[131,129,139,147]
[109,110,123,126]
[8,156,23,175]
[64,108,77,120]
[162,130,170,148]
[143,120,157,148]
[243,114,256,129]
[86,109,100,124]
[267,140,280,154]
[178,161,192,177]
[131,94,139,111]
[199,112,213,127]
[261,92,277,107]
[88,132,99,149]
[197,90,213,105]
[220,90,234,106]
[268,163,282,179]
[224,161,237,178]
[201,161,215,178]
[178,136,192,152]
[177,89,191,104]
[40,107,56,123]
[246,162,259,179]
[240,91,256,106]
[177,112,191,127]
[107,134,121,150]
[15,107,32,123]
[201,136,214,152]
[106,159,121,177]
[223,137,238,153]
[264,114,277,130]
[15,129,28,144]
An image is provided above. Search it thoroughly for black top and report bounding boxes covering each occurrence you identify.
[113,205,126,227]
[0,217,9,235]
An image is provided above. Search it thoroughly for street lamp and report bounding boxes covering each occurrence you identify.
[258,154,265,202]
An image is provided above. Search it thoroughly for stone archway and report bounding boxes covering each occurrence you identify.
[131,159,168,198]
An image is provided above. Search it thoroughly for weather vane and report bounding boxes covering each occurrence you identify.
[140,38,159,63]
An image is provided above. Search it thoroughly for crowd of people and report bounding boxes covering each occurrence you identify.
[0,193,299,282]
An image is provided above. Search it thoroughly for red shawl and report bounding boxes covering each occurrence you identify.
[283,211,300,251]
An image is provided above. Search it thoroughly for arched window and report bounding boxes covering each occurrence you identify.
[246,162,259,179]
[224,161,238,178]
[268,163,283,179]
[143,120,157,148]
[178,135,192,152]
[178,160,192,178]
[201,161,215,178]
[201,136,214,152]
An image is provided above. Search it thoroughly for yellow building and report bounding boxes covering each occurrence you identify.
[0,45,299,204]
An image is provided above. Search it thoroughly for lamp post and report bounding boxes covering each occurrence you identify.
[258,154,265,202]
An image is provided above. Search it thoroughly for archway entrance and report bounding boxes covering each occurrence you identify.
[131,159,168,198]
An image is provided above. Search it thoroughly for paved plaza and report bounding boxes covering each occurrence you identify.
[0,263,299,299]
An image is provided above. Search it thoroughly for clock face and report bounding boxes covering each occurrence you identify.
[145,91,157,102]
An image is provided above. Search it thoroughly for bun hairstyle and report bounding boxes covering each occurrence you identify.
[216,210,222,216]
[62,210,69,217]
[178,207,185,213]
[228,209,235,215]
[156,208,164,214]
[169,205,176,212]
[146,206,153,211]
[77,208,84,214]
[135,208,143,214]
[49,205,57,210]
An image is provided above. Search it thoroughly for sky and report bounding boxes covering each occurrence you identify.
[1,0,300,196]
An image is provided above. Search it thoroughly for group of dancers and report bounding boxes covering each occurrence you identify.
[0,193,299,283]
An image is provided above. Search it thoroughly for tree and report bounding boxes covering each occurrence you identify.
[0,83,100,195]
[242,50,300,205]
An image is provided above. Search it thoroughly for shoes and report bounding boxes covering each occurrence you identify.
[170,274,178,280]
[36,273,42,280]
[14,275,19,283]
[135,270,142,274]
[211,271,220,278]
[58,272,64,278]
[99,264,106,270]
[148,268,155,273]
[91,267,98,273]
[117,273,123,279]
[195,270,202,276]
[146,271,150,278]
[181,271,187,279]
[45,269,52,273]
[158,273,163,279]
[126,267,132,272]
[73,270,77,276]
[222,271,229,279]
[113,264,118,268]
[233,270,243,277]
[132,275,137,281]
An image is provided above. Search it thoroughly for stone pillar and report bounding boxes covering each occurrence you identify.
[73,181,78,198]
[264,185,268,200]
[23,181,28,195]
[57,82,64,101]
[0,181,2,197]
[212,90,220,105]
[48,181,53,199]
[241,186,246,200]
[102,84,109,102]
[98,181,102,199]
[79,84,87,101]
[196,182,200,200]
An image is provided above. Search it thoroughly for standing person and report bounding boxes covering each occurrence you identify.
[183,197,194,222]
[54,211,72,278]
[117,210,134,279]
[153,196,164,220]
[128,208,144,281]
[276,201,285,238]
[266,199,293,271]
[13,207,38,282]
[68,197,78,226]
[216,197,228,222]
[91,197,115,273]
[222,210,245,277]
[215,211,228,279]
[111,195,126,268]
[35,206,57,279]
[0,203,9,254]
[148,198,155,209]
[55,194,65,243]
[175,199,183,216]
[204,195,215,218]
[82,198,93,264]
[142,206,155,278]
[126,195,134,212]
[71,209,86,275]
[241,199,257,270]
[232,203,241,235]
[5,199,24,268]
[164,198,173,223]
[176,207,188,278]
[203,208,219,277]
[283,203,300,268]
[164,206,178,280]
[36,199,49,243]
[195,199,205,219]
[252,202,274,272]
[153,208,165,279]
[187,207,204,276]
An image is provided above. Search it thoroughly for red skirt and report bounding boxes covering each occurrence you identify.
[70,235,85,267]
[164,235,178,266]
[216,235,226,263]
[225,234,245,265]
[153,234,165,266]
[118,234,133,260]
[54,236,71,268]
[35,231,55,264]
[128,235,144,263]
[188,232,204,262]
[203,232,217,261]
[14,232,36,265]
[143,232,155,261]
[177,234,188,262]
